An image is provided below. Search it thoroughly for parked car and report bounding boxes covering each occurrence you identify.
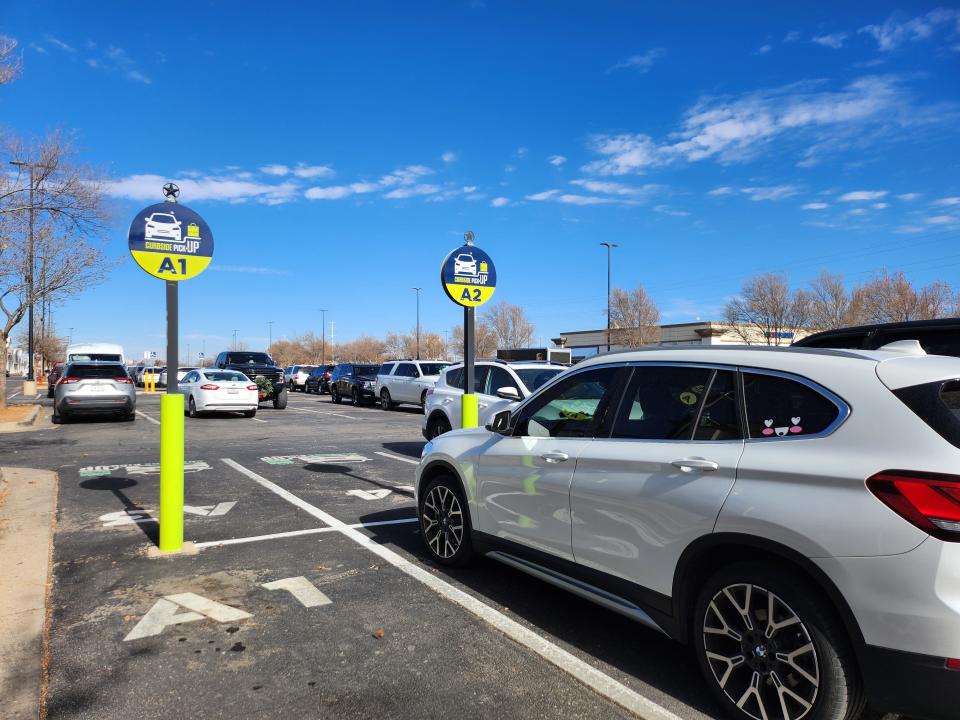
[141,366,164,387]
[286,364,316,392]
[795,317,960,357]
[214,351,287,409]
[159,367,198,388]
[46,361,64,398]
[376,360,451,410]
[422,360,564,439]
[416,343,960,720]
[328,363,380,405]
[179,368,259,418]
[305,364,335,394]
[53,362,136,423]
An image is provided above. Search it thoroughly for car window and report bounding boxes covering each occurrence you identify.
[445,368,463,389]
[473,365,490,394]
[68,364,128,379]
[397,363,418,378]
[742,372,841,438]
[514,368,563,393]
[378,363,395,375]
[514,367,620,438]
[354,365,379,377]
[895,379,960,449]
[418,363,449,376]
[693,370,742,441]
[487,367,521,397]
[612,366,713,440]
[204,371,247,382]
[182,372,197,383]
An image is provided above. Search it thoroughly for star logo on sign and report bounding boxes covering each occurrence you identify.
[162,182,180,200]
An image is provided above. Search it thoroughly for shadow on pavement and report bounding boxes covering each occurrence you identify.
[380,441,425,458]
[78,476,159,545]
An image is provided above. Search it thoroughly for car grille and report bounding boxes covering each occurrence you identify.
[247,369,284,387]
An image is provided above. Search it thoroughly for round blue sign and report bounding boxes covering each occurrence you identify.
[128,202,214,281]
[440,245,497,307]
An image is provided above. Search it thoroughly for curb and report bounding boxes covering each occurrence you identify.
[0,404,42,431]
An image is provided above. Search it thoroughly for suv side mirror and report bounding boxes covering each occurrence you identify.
[496,386,521,401]
[488,409,513,435]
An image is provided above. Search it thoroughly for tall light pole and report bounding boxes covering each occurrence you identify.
[68,327,74,345]
[412,288,422,359]
[600,242,618,352]
[267,321,274,351]
[232,329,238,350]
[10,160,52,382]
[319,309,328,365]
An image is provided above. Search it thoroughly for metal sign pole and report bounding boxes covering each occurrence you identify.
[462,306,478,428]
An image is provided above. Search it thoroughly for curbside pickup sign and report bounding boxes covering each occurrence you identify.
[440,244,497,307]
[128,202,214,281]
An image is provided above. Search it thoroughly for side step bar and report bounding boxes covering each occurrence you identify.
[485,551,667,636]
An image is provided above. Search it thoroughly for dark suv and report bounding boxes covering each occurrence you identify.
[329,363,379,405]
[795,318,960,357]
[213,351,288,409]
[305,364,336,394]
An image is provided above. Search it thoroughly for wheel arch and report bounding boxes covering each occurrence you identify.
[417,459,475,529]
[426,408,451,432]
[673,533,866,660]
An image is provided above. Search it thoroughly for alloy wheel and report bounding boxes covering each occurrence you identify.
[703,583,820,720]
[421,484,464,559]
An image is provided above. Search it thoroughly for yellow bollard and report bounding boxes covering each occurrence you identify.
[462,393,479,429]
[158,393,184,552]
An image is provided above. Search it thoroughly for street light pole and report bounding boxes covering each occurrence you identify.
[600,242,618,352]
[232,330,238,350]
[319,309,327,365]
[412,288,422,359]
[268,321,274,352]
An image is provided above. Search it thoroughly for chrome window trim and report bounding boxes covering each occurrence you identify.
[738,366,851,442]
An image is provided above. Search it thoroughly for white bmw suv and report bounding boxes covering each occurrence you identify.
[415,344,960,720]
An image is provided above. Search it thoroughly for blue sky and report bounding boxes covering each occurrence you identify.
[2,2,959,359]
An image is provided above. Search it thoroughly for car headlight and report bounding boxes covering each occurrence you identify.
[421,441,433,458]
[363,381,375,389]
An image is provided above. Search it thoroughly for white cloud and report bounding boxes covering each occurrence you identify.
[441,151,458,163]
[707,186,735,196]
[305,165,434,201]
[103,173,299,205]
[838,190,887,201]
[527,190,559,201]
[740,185,800,201]
[292,164,334,179]
[212,265,289,276]
[125,70,151,84]
[261,164,290,176]
[45,35,74,52]
[384,184,440,199]
[491,197,510,207]
[932,196,960,206]
[812,33,847,49]
[606,48,666,74]
[583,76,908,174]
[755,44,772,55]
[653,204,690,217]
[860,8,960,51]
[784,30,801,42]
[462,186,477,193]
[802,202,829,210]
[570,179,658,197]
[504,164,515,173]
[926,214,960,225]
[86,58,99,69]
[29,42,47,54]
[547,155,567,166]
[848,208,868,216]
[898,192,922,201]
[556,194,615,206]
[515,147,528,158]
[872,202,888,209]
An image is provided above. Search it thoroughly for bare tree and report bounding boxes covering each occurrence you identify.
[449,323,498,359]
[0,134,112,407]
[0,36,21,85]
[481,300,535,349]
[419,332,447,360]
[850,269,956,324]
[807,271,851,330]
[609,285,661,346]
[723,273,810,345]
[335,335,386,363]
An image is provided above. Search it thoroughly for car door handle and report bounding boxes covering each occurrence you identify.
[671,458,719,472]
[540,451,569,464]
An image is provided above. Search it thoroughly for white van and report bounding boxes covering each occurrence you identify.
[65,343,126,365]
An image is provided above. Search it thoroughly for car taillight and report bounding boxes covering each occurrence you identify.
[946,658,960,671]
[867,470,960,541]
[200,384,220,390]
[115,378,133,384]
[58,377,79,384]
[246,385,257,391]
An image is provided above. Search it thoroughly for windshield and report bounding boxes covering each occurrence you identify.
[204,371,248,382]
[515,368,564,392]
[69,353,122,362]
[226,353,273,365]
[68,364,128,379]
[151,213,176,223]
[354,365,379,377]
[418,363,450,376]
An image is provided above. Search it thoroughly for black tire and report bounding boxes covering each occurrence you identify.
[243,409,257,418]
[418,474,474,567]
[273,388,288,409]
[47,386,54,398]
[351,388,360,406]
[188,396,199,418]
[331,387,342,404]
[693,562,864,720]
[426,414,451,439]
[381,389,394,410]
[52,407,63,424]
[420,390,428,411]
[123,411,136,422]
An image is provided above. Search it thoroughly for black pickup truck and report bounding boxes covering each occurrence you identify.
[212,351,288,409]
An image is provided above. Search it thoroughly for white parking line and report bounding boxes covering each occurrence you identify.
[7,391,19,400]
[251,417,267,423]
[135,411,161,426]
[374,451,419,465]
[220,458,683,720]
[193,517,418,548]
[289,407,358,420]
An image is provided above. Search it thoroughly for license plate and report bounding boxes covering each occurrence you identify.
[227,389,239,394]
[89,386,106,393]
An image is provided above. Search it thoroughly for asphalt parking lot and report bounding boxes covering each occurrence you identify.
[3,386,730,720]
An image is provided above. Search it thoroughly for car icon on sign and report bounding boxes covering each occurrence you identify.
[454,253,478,276]
[144,213,182,242]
